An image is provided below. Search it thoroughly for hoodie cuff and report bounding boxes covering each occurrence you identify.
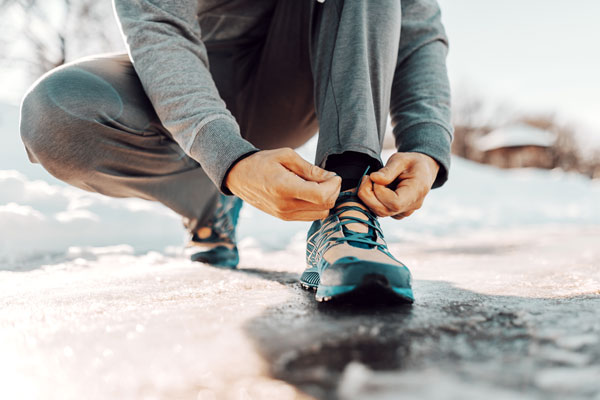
[394,122,453,188]
[188,117,259,195]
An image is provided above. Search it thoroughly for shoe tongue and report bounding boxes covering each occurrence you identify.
[334,190,377,247]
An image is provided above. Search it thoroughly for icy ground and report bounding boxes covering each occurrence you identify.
[1,227,599,400]
[1,102,600,399]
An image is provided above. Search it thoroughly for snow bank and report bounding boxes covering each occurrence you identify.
[0,170,183,265]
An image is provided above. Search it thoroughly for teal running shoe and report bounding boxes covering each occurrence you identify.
[300,190,414,304]
[186,194,243,268]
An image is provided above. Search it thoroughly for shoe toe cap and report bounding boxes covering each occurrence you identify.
[320,257,411,288]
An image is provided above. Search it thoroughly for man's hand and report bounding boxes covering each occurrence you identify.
[225,148,342,221]
[358,152,439,220]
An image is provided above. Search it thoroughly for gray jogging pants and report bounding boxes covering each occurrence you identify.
[20,1,400,227]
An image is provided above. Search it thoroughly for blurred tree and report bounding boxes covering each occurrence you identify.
[0,0,123,77]
[451,84,487,160]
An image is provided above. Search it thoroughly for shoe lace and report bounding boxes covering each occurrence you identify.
[330,193,388,252]
[315,165,392,255]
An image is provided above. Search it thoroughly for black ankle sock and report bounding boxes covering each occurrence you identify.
[325,151,381,191]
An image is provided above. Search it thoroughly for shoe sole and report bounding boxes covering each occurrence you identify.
[300,263,414,305]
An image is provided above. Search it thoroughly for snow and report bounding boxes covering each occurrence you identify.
[474,123,556,152]
[1,101,600,399]
[2,133,599,265]
[0,169,185,265]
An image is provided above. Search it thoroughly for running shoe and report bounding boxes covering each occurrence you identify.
[301,190,414,303]
[186,194,243,268]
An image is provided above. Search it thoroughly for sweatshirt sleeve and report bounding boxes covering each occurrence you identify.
[391,0,453,188]
[113,0,259,193]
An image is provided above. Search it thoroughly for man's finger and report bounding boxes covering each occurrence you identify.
[392,210,415,220]
[284,197,339,212]
[370,155,410,186]
[281,172,341,206]
[277,209,330,222]
[282,149,336,182]
[372,183,408,214]
[392,179,426,211]
[358,176,395,217]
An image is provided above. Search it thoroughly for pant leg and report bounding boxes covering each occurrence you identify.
[310,0,402,169]
[19,0,399,227]
[20,53,220,225]
[18,0,320,229]
[229,0,318,151]
[243,0,400,167]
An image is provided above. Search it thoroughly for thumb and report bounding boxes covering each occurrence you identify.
[370,155,407,185]
[283,151,337,182]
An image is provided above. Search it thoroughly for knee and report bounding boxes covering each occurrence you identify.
[20,70,78,179]
[20,65,123,180]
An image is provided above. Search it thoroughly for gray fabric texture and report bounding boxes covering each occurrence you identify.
[111,0,453,189]
[20,0,453,223]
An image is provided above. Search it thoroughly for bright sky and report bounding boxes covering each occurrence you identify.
[1,0,599,143]
[438,0,600,143]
